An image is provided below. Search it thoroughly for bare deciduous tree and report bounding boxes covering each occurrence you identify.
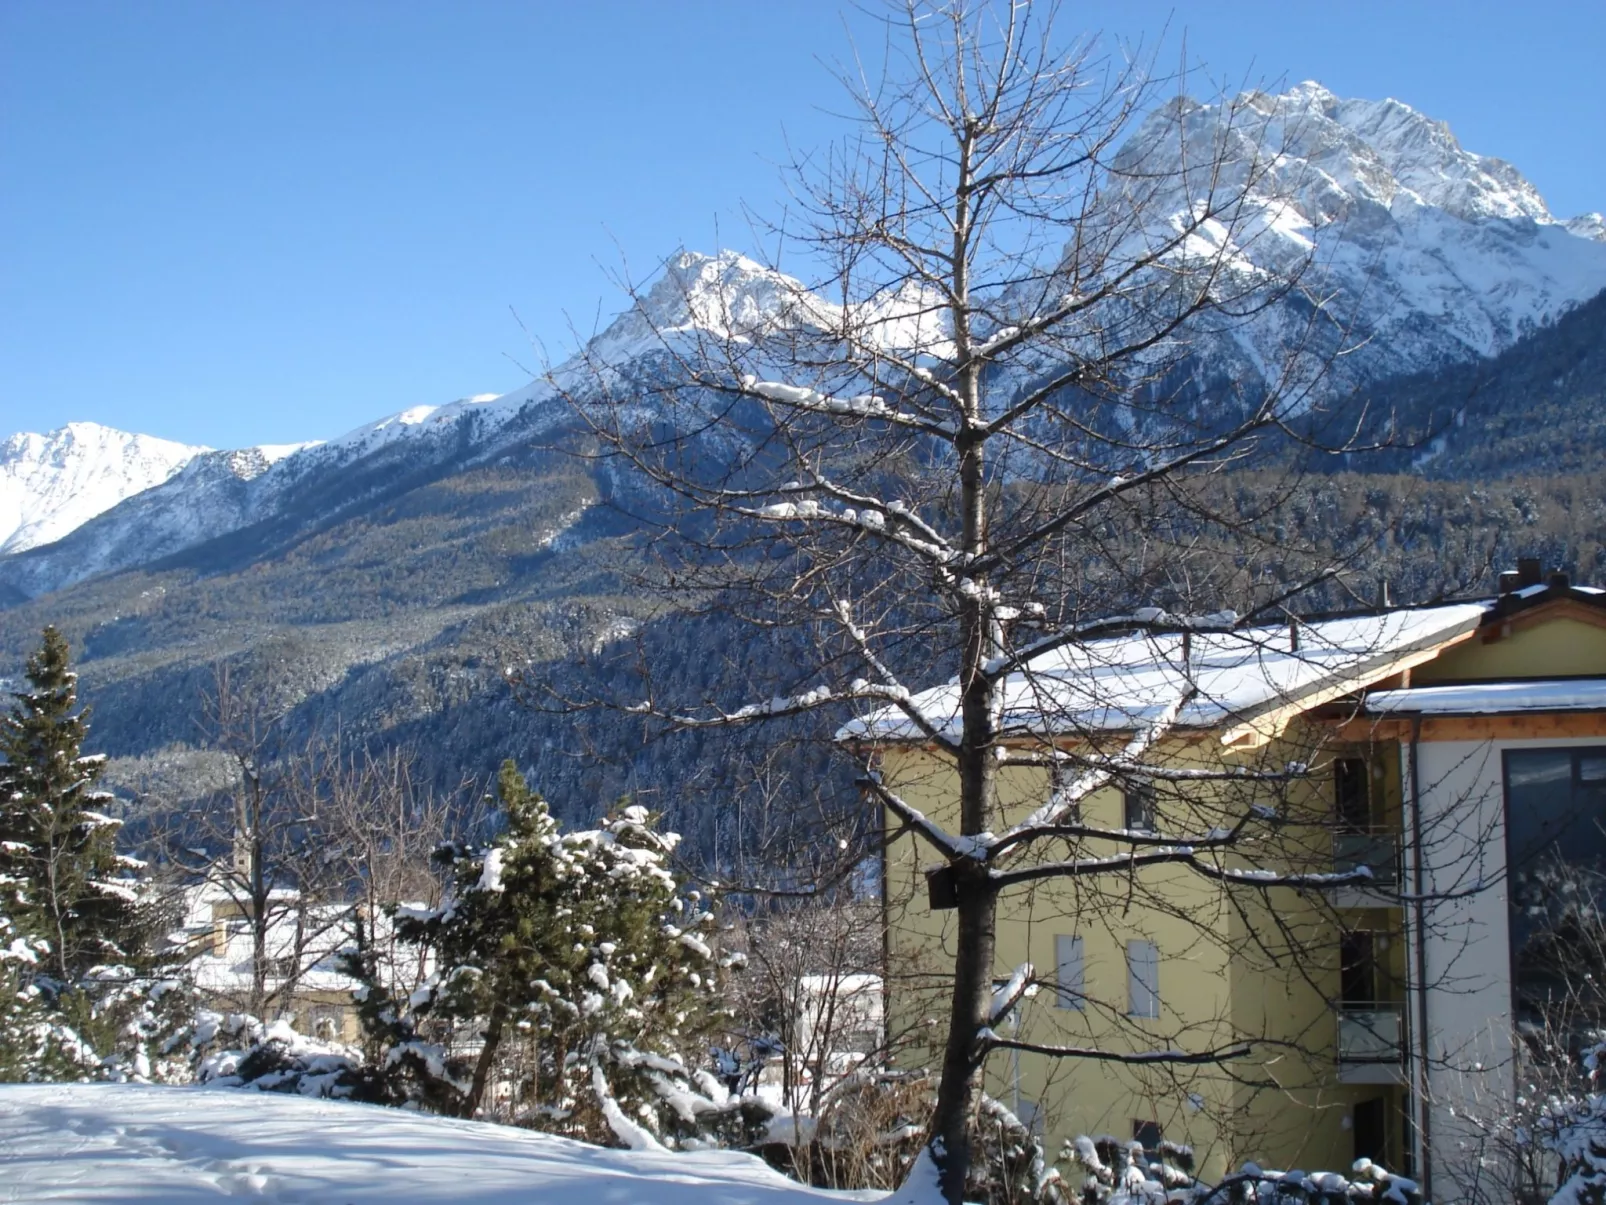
[534,3,1464,1198]
[151,666,457,1018]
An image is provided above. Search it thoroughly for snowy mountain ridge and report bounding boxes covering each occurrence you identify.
[3,82,1603,599]
[0,422,207,556]
[1100,81,1606,387]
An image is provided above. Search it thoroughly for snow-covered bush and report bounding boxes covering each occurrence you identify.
[1066,1134,1194,1204]
[1065,1135,1421,1204]
[754,1067,927,1192]
[178,1010,387,1099]
[753,1072,1064,1203]
[1534,1040,1606,1205]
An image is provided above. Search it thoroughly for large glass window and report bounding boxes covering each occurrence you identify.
[1503,747,1606,1034]
[1335,757,1373,832]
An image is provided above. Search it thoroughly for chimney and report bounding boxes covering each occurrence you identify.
[1288,617,1300,652]
[1498,571,1520,594]
[1376,578,1391,610]
[1550,570,1571,590]
[1516,557,1544,588]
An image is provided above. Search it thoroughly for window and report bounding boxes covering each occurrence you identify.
[1054,935,1084,1010]
[843,1030,880,1055]
[1503,747,1606,1029]
[1340,931,1381,1006]
[1127,940,1160,1018]
[310,1006,343,1041]
[1353,1098,1388,1166]
[1015,1099,1043,1137]
[1133,1119,1163,1155]
[1334,758,1372,833]
[1047,765,1082,825]
[1123,779,1155,832]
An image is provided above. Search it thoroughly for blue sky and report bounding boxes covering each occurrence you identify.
[3,1,1603,450]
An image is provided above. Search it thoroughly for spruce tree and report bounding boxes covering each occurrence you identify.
[0,627,138,989]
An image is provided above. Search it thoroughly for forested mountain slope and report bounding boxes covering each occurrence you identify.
[0,81,1602,856]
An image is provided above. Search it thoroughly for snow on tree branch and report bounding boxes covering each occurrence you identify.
[990,846,1376,891]
[858,772,968,862]
[831,596,961,753]
[739,374,957,438]
[626,680,943,732]
[998,687,1195,843]
[985,963,1035,1030]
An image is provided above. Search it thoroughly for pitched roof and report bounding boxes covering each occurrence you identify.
[838,603,1489,744]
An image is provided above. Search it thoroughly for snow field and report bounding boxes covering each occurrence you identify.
[0,1083,881,1204]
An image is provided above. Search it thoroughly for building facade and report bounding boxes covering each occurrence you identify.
[859,567,1606,1199]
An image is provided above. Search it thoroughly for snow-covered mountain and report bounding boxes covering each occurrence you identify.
[0,396,531,599]
[1108,81,1606,384]
[2,82,1603,601]
[0,423,206,556]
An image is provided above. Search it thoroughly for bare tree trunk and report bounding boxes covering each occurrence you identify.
[931,876,997,1200]
[465,1001,508,1119]
[927,126,1002,1197]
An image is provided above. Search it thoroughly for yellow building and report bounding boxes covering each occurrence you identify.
[847,564,1606,1200]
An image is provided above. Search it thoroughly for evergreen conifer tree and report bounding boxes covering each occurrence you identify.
[0,626,137,989]
[356,761,746,1145]
[0,626,187,1082]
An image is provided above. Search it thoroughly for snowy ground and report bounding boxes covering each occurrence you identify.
[0,1084,881,1204]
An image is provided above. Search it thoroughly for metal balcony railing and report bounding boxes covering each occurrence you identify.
[1334,830,1400,889]
[1337,1002,1404,1064]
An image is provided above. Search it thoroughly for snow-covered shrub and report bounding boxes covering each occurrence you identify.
[754,1072,1064,1203]
[1066,1133,1194,1204]
[1534,1040,1606,1204]
[1065,1135,1421,1205]
[73,965,201,1084]
[177,1010,388,1100]
[967,1094,1067,1204]
[755,1067,929,1192]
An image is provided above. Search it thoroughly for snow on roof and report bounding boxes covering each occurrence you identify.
[1364,679,1606,716]
[838,603,1489,743]
[0,1084,851,1204]
[797,973,882,995]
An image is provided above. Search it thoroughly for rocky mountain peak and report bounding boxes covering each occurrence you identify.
[0,422,205,556]
[1106,81,1606,371]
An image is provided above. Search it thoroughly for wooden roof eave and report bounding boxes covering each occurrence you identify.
[1215,625,1483,749]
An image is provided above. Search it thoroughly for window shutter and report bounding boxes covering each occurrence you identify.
[1127,940,1159,1018]
[1054,935,1084,1010]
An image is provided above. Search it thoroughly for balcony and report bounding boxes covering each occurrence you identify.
[1337,1002,1406,1085]
[1330,830,1401,908]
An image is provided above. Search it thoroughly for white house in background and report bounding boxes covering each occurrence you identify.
[168,881,371,1040]
[792,972,884,1078]
[749,972,886,1110]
